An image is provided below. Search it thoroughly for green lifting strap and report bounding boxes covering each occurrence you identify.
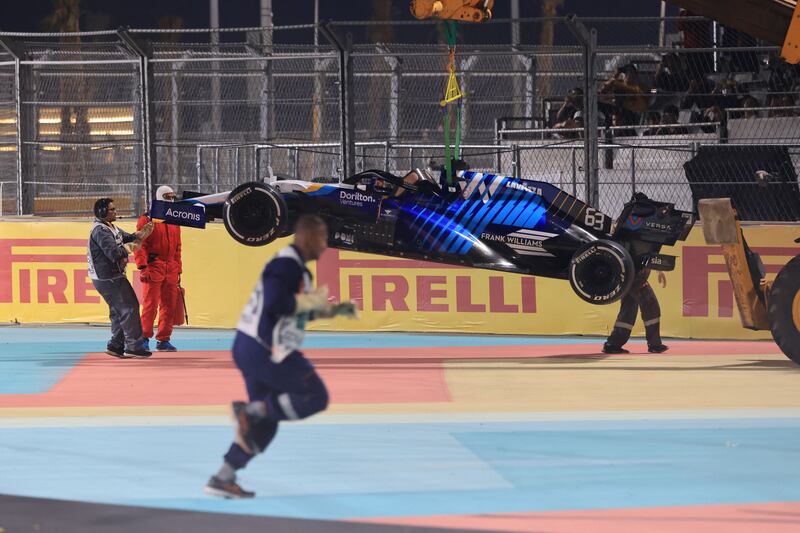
[443,106,452,185]
[443,20,459,186]
[445,20,458,48]
[454,98,462,161]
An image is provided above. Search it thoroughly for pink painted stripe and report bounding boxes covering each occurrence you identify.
[0,349,451,407]
[358,501,800,533]
[0,341,782,408]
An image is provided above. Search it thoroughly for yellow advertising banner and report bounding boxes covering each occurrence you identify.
[1,219,798,340]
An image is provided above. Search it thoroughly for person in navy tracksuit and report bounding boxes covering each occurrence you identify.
[205,214,355,499]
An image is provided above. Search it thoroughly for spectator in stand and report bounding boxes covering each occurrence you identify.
[553,106,609,140]
[642,111,662,136]
[767,53,800,93]
[600,63,649,120]
[711,79,740,110]
[611,108,638,137]
[699,105,724,133]
[735,95,761,119]
[768,94,797,117]
[554,87,583,125]
[654,53,689,94]
[681,74,715,118]
[553,110,583,139]
[678,8,713,78]
[655,105,689,135]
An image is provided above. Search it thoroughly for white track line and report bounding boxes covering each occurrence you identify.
[2,408,800,428]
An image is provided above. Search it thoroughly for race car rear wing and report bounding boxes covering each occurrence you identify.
[612,193,695,246]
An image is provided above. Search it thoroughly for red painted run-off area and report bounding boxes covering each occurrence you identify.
[0,342,782,408]
[359,501,800,533]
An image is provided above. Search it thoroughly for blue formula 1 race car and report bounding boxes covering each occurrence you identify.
[152,168,694,305]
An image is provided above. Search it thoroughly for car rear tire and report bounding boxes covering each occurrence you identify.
[768,255,800,365]
[223,182,288,247]
[569,239,635,305]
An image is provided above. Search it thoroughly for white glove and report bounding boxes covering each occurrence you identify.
[136,220,154,241]
[317,301,358,319]
[295,286,330,314]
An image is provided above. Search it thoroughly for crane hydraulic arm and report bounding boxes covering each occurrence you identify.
[666,0,800,64]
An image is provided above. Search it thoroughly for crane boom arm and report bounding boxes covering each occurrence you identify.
[666,0,800,63]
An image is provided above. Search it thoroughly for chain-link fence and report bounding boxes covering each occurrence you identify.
[0,16,799,220]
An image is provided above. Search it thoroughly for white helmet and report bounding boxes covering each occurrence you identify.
[155,185,176,201]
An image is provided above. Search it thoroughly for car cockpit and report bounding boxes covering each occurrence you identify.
[344,169,442,197]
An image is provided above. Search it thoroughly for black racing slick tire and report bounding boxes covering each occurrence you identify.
[768,255,800,365]
[223,182,288,247]
[569,239,635,305]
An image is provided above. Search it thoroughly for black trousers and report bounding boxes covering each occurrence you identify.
[606,269,662,348]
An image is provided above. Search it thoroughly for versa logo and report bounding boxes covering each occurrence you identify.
[626,215,643,229]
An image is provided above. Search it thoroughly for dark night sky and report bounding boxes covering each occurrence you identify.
[3,1,678,33]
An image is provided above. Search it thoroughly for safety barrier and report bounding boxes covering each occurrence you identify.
[2,219,797,340]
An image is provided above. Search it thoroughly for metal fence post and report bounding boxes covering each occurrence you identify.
[494,118,503,174]
[460,55,477,141]
[118,29,155,210]
[524,54,537,128]
[170,58,183,184]
[379,46,402,145]
[234,146,240,185]
[631,148,636,196]
[566,15,599,207]
[512,144,521,178]
[196,145,202,189]
[320,24,355,179]
[214,147,220,193]
[571,147,577,197]
[0,36,30,215]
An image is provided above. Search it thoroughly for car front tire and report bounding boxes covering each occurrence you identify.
[223,182,288,247]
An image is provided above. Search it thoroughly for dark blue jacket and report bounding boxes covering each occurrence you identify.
[236,245,313,363]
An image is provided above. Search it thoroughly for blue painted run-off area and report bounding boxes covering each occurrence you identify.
[0,419,798,520]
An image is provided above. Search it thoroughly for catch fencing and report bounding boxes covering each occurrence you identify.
[0,16,798,220]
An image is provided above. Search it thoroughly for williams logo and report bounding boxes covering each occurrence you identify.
[481,228,558,257]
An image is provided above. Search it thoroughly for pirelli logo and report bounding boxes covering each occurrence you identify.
[682,245,799,317]
[316,249,537,314]
[0,238,139,305]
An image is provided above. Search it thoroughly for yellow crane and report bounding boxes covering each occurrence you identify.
[665,0,800,64]
[410,0,494,23]
[410,1,494,185]
[669,1,800,363]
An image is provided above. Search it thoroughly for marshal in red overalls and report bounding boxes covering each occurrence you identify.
[135,187,182,350]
